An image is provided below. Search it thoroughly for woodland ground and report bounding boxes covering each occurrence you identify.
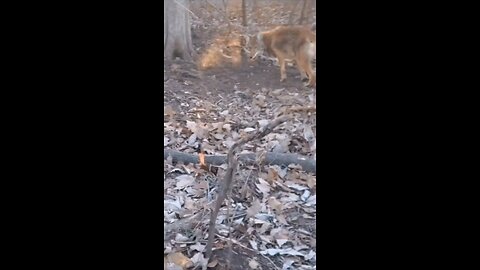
[164,1,316,269]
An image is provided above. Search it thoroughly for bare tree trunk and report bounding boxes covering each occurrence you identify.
[288,0,300,25]
[223,0,230,29]
[251,0,257,11]
[251,0,258,25]
[298,0,308,25]
[241,0,247,26]
[311,0,316,26]
[303,0,314,25]
[164,0,194,61]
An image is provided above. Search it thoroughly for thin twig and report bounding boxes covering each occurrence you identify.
[226,197,233,269]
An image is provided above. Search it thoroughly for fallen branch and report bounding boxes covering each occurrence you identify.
[205,115,293,259]
[164,149,316,173]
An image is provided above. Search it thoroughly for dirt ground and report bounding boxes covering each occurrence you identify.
[164,56,316,111]
[164,1,316,269]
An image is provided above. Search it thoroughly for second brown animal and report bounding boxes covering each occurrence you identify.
[246,25,316,87]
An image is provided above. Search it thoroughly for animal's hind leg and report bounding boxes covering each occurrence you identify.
[295,59,309,82]
[278,56,287,82]
[297,54,316,87]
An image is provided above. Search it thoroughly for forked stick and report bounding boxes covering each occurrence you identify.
[205,115,292,259]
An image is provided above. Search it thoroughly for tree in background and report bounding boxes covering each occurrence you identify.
[164,0,194,61]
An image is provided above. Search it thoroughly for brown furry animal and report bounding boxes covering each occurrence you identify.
[247,26,316,87]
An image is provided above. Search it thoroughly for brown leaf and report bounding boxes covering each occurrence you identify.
[166,252,192,269]
[267,168,279,184]
[267,197,283,212]
[246,198,262,218]
[256,178,271,196]
[306,175,316,189]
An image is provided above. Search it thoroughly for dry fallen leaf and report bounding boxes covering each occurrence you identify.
[247,199,262,218]
[276,238,289,247]
[248,259,260,269]
[303,125,315,143]
[258,119,269,128]
[267,168,279,184]
[166,252,193,269]
[187,133,197,146]
[207,258,218,268]
[249,239,258,250]
[175,174,195,189]
[277,214,288,225]
[281,259,294,270]
[164,136,170,146]
[189,242,205,252]
[256,178,271,196]
[267,197,283,212]
[305,250,316,261]
[271,165,288,179]
[190,252,208,269]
